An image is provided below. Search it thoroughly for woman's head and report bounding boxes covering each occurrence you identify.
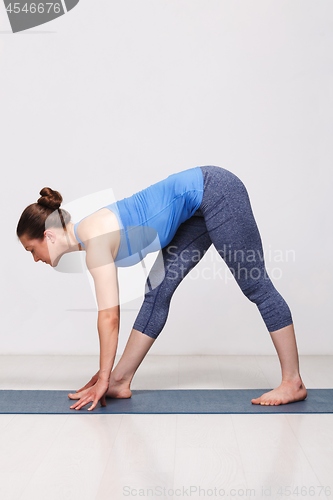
[17,187,72,266]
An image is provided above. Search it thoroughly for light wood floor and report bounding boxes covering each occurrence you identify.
[0,355,332,500]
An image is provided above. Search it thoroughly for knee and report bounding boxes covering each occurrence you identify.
[241,278,275,305]
[241,278,292,321]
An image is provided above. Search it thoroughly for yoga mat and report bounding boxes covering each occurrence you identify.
[0,389,332,414]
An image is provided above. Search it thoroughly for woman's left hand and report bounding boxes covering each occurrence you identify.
[68,379,109,411]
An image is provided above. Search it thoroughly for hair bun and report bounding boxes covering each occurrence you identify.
[37,187,63,210]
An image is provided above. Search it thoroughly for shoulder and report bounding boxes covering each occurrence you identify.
[77,208,120,255]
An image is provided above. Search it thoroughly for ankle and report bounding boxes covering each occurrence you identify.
[281,375,303,386]
[110,371,131,385]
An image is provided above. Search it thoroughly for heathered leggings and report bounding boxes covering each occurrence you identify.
[133,165,293,339]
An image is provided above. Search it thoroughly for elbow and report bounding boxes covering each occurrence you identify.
[98,307,119,328]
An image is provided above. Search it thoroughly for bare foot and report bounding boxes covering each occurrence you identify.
[251,378,307,405]
[106,377,132,399]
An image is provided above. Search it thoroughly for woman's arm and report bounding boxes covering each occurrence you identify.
[87,235,121,382]
[97,307,119,384]
[68,233,120,410]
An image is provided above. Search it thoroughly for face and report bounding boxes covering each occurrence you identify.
[20,232,54,266]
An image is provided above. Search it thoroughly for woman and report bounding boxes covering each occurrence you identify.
[17,165,307,411]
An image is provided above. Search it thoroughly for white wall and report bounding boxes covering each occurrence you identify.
[1,0,332,355]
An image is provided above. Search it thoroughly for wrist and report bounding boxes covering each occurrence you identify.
[98,377,110,385]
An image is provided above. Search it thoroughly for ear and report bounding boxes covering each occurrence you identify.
[44,229,56,244]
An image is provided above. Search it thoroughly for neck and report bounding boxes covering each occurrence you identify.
[48,223,83,268]
[63,222,83,253]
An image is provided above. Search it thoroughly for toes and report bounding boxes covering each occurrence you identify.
[262,399,282,406]
[252,394,285,406]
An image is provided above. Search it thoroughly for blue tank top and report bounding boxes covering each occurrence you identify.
[74,166,204,267]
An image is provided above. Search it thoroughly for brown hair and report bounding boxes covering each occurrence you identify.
[16,187,71,240]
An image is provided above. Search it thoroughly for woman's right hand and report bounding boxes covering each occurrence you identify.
[75,371,101,393]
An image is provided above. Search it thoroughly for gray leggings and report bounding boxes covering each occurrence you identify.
[133,165,293,338]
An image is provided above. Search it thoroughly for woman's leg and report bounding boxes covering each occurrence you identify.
[198,166,306,404]
[251,323,306,405]
[107,215,212,397]
[107,328,155,398]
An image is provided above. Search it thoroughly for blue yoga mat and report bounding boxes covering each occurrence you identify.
[0,389,332,414]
